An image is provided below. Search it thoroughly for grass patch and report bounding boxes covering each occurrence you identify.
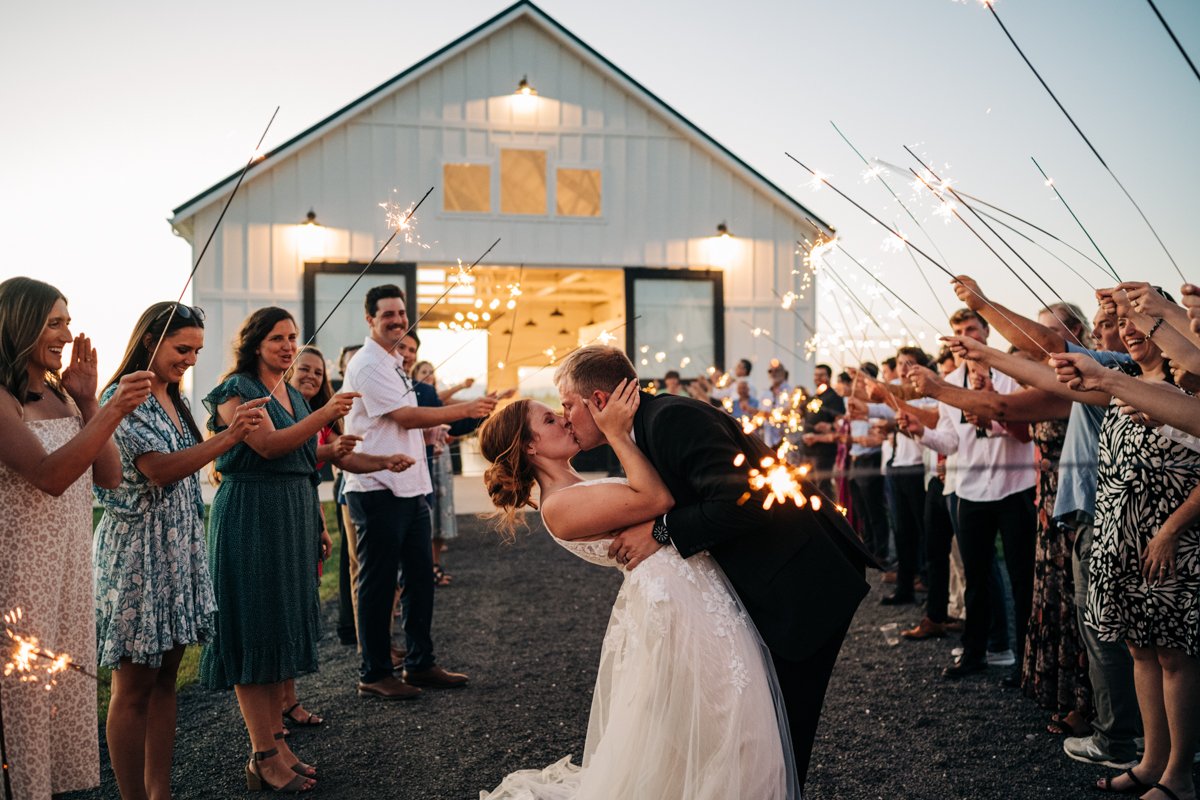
[93,501,344,720]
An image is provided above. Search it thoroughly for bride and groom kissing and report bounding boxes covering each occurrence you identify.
[477,345,876,799]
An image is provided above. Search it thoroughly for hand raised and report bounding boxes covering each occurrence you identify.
[940,335,985,364]
[906,364,943,397]
[897,410,924,437]
[464,395,498,418]
[331,433,363,459]
[109,370,154,415]
[60,334,99,404]
[323,391,360,421]
[227,397,271,440]
[585,378,639,439]
[952,275,986,312]
[1181,283,1200,335]
[1048,352,1105,393]
[1118,281,1173,320]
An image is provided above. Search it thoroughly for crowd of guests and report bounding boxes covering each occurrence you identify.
[0,278,495,798]
[4,268,1200,798]
[707,275,1200,799]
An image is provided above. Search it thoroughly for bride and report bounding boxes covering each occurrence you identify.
[477,379,799,800]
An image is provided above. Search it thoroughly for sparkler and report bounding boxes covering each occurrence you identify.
[1145,0,1200,86]
[501,265,525,370]
[904,147,1086,331]
[982,1,1183,281]
[1030,157,1122,283]
[263,186,436,401]
[785,153,1063,360]
[147,107,280,366]
[830,122,951,320]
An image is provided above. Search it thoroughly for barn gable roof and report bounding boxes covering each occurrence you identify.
[170,0,831,236]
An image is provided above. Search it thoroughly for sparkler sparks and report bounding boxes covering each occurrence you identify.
[379,193,433,249]
[2,609,95,689]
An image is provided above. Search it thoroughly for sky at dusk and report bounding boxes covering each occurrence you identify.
[2,0,1197,380]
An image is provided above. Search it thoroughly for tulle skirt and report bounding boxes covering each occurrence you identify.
[480,548,799,800]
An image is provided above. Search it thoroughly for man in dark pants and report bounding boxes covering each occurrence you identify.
[556,346,876,789]
[342,284,495,698]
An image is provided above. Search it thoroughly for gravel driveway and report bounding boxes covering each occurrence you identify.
[64,514,1194,799]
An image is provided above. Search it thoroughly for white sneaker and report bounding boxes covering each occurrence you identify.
[987,649,1016,667]
[1063,735,1138,769]
[949,646,1015,666]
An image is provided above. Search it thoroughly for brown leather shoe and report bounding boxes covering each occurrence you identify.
[944,617,965,633]
[357,675,421,700]
[402,665,469,689]
[901,616,947,640]
[391,646,407,669]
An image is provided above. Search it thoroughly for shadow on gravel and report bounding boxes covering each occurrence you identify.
[64,515,1197,799]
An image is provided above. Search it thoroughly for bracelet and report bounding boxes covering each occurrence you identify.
[1146,317,1165,340]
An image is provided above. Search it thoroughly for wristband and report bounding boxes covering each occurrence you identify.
[1146,317,1165,340]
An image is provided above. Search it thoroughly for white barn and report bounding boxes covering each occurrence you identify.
[170,0,830,422]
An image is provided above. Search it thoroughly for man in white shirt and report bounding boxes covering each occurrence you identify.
[343,285,497,699]
[899,309,1036,682]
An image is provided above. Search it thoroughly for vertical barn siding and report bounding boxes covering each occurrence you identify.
[189,14,823,401]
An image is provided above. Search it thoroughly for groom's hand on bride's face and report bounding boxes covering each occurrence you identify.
[607,520,663,570]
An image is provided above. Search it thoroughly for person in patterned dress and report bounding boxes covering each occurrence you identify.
[0,276,151,800]
[93,301,267,799]
[200,307,358,793]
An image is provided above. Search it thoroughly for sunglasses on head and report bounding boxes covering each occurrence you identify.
[155,303,206,323]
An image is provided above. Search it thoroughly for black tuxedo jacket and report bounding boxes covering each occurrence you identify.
[632,392,874,662]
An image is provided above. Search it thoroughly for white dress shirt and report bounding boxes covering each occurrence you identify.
[342,336,431,497]
[916,365,1036,503]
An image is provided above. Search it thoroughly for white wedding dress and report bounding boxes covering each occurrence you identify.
[480,478,800,800]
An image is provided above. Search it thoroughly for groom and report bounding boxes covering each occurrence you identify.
[555,346,875,788]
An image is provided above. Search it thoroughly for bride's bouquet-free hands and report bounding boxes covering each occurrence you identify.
[584,378,640,441]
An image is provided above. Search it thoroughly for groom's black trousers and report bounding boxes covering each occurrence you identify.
[772,616,853,788]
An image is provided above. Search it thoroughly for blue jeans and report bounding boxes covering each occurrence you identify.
[346,491,435,683]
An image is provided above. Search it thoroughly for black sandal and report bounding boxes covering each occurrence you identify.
[283,702,324,727]
[433,564,452,587]
[273,731,316,778]
[1147,785,1184,800]
[1095,767,1151,794]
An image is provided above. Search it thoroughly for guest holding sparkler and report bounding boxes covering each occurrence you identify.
[0,276,153,800]
[284,345,415,717]
[93,301,270,800]
[948,292,1200,799]
[199,307,359,792]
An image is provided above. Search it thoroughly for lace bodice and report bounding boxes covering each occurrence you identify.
[541,477,629,569]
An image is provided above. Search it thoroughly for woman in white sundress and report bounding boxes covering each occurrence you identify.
[477,379,799,800]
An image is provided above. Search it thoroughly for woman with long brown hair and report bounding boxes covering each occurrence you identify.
[199,307,358,792]
[477,381,799,799]
[93,301,268,800]
[0,276,152,799]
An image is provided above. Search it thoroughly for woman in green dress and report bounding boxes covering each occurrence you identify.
[199,307,357,792]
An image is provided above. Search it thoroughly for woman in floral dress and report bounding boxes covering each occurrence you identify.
[0,276,151,800]
[93,301,266,799]
[1021,418,1093,735]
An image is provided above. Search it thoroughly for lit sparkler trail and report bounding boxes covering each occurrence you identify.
[982,1,1183,281]
[830,122,953,322]
[2,609,96,685]
[905,146,1085,330]
[830,241,944,333]
[147,106,280,365]
[872,156,1107,287]
[264,186,436,401]
[1031,157,1122,282]
[785,153,1066,360]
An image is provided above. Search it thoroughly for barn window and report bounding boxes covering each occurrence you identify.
[556,168,602,217]
[500,149,547,215]
[443,164,491,213]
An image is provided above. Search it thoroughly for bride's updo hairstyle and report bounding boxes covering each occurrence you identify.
[478,398,538,540]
